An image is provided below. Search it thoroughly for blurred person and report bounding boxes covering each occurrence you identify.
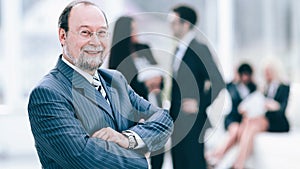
[262,59,290,133]
[168,5,225,169]
[27,1,173,168]
[207,62,290,169]
[108,16,164,102]
[108,16,165,169]
[206,63,257,167]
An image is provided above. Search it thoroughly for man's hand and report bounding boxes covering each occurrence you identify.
[92,127,129,149]
[145,76,162,93]
[182,98,198,114]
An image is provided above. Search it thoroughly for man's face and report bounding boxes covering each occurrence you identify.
[169,12,185,39]
[59,4,108,74]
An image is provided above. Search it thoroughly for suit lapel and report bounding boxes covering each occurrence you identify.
[103,85,131,131]
[98,69,134,131]
[56,56,115,122]
[98,73,121,128]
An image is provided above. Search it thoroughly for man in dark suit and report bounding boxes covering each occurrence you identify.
[27,1,173,168]
[169,5,225,169]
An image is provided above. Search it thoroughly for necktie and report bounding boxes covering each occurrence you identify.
[172,46,181,77]
[92,76,110,104]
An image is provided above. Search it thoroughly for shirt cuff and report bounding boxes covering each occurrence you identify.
[126,130,146,149]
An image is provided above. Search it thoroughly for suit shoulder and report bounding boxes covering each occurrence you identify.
[226,82,235,87]
[279,83,290,91]
[99,68,122,77]
[30,69,70,96]
[280,83,290,88]
[188,39,211,57]
[134,43,150,50]
[190,39,207,47]
[226,82,237,91]
[99,68,126,81]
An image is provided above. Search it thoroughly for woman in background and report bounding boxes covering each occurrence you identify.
[206,63,257,167]
[109,16,163,101]
[108,16,165,169]
[262,58,290,133]
[207,61,290,169]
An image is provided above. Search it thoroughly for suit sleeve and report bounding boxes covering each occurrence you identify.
[196,44,225,105]
[182,43,225,107]
[28,86,148,169]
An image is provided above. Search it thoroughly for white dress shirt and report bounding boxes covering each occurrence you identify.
[237,83,250,99]
[172,30,196,77]
[266,81,279,98]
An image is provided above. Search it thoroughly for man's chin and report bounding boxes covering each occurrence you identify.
[76,60,102,73]
[88,61,102,70]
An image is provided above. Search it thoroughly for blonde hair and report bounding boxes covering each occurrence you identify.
[260,56,288,85]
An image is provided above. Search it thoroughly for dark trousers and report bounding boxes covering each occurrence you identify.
[171,139,206,169]
[150,151,164,169]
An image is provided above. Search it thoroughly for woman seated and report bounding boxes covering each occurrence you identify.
[207,61,290,169]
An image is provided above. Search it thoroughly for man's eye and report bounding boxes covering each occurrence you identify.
[98,31,107,37]
[80,30,90,36]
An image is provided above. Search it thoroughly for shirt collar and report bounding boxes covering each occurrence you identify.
[62,56,98,84]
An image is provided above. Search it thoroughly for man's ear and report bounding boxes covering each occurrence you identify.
[58,28,67,46]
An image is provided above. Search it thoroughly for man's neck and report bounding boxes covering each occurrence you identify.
[180,30,195,43]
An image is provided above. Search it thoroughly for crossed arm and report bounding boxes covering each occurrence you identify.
[28,86,173,168]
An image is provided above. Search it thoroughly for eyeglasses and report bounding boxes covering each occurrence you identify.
[71,29,109,41]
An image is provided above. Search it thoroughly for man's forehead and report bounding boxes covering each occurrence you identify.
[69,3,107,27]
[70,3,102,16]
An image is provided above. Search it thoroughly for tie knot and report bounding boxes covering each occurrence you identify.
[92,75,110,104]
[93,75,100,81]
[92,76,101,87]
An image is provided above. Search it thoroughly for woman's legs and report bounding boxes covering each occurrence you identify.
[206,122,240,164]
[233,117,269,169]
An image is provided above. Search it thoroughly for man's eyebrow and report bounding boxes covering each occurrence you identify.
[79,25,108,29]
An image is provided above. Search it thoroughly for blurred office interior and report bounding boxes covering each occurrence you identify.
[0,0,299,168]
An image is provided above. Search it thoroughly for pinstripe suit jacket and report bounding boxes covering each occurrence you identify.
[28,56,173,169]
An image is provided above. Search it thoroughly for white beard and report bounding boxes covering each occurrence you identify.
[64,44,103,73]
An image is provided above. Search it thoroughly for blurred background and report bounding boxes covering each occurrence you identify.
[0,0,299,168]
